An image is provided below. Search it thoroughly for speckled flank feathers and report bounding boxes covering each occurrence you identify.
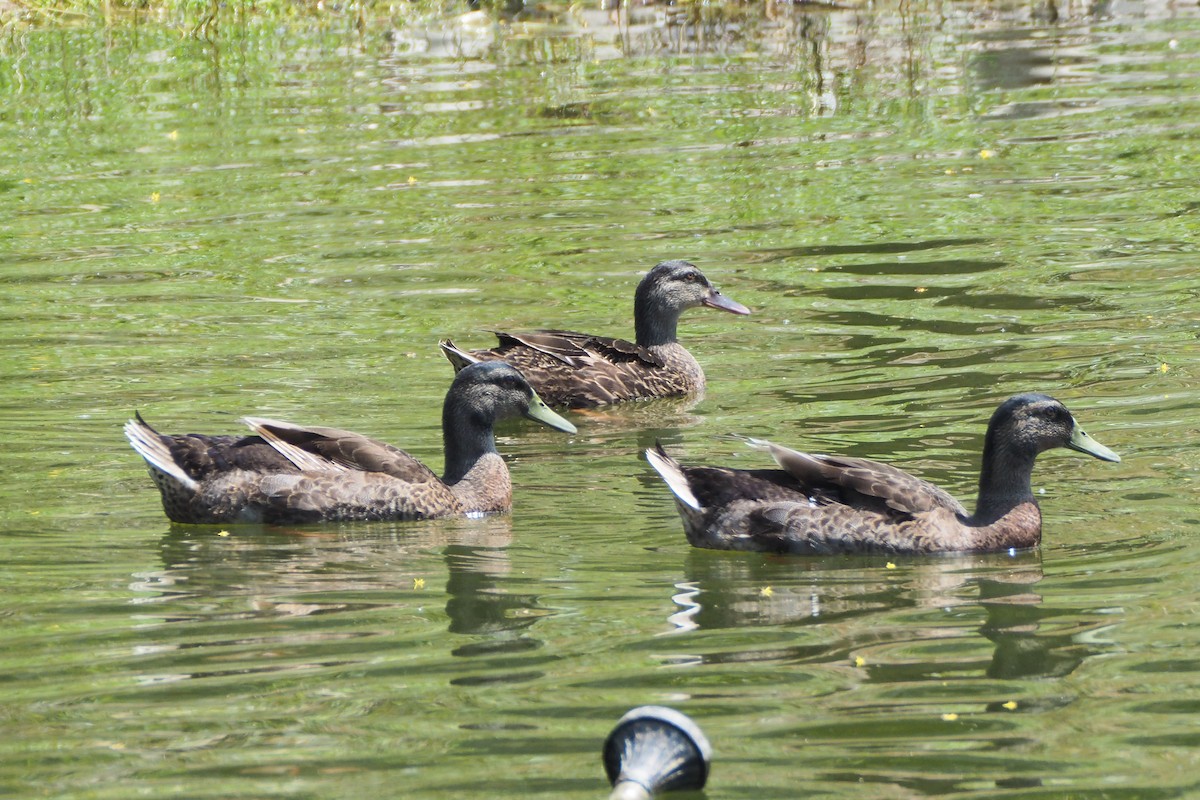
[440,260,750,408]
[647,394,1120,555]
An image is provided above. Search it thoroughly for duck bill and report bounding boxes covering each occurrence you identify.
[524,393,577,434]
[702,290,751,315]
[1068,426,1120,463]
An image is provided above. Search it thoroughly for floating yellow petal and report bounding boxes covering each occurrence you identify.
[21,177,34,184]
[1002,700,1018,710]
[150,192,160,203]
[413,577,426,589]
[914,287,927,294]
[941,712,959,721]
[167,130,179,141]
[1159,363,1169,373]
[760,586,773,597]
[407,176,418,185]
[886,562,897,569]
[217,530,230,537]
[979,149,994,159]
[854,656,866,667]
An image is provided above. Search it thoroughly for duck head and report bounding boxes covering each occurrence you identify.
[446,361,577,434]
[634,260,749,346]
[987,393,1120,463]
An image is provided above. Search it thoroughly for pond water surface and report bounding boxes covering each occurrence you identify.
[2,2,1200,797]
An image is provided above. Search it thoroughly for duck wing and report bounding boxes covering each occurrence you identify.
[491,329,666,368]
[744,437,967,517]
[242,418,441,484]
[126,412,296,485]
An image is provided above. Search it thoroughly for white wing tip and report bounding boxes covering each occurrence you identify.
[731,433,817,471]
[733,434,774,451]
[241,417,341,473]
[240,416,289,431]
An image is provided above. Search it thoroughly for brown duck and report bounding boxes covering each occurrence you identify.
[125,362,576,524]
[646,394,1120,555]
[439,260,750,408]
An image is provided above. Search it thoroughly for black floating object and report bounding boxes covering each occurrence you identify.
[603,706,711,799]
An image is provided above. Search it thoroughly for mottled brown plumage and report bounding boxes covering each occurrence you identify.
[440,260,750,407]
[646,394,1121,555]
[126,362,576,525]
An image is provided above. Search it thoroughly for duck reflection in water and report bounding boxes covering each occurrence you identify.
[445,541,551,686]
[137,517,553,688]
[665,551,1100,684]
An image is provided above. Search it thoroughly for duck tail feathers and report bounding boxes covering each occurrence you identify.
[439,339,480,373]
[645,442,703,512]
[124,414,198,491]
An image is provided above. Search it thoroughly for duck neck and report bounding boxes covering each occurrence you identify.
[634,291,682,348]
[972,433,1038,525]
[442,399,497,486]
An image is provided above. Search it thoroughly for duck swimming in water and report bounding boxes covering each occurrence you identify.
[439,260,750,408]
[646,394,1120,555]
[126,362,576,524]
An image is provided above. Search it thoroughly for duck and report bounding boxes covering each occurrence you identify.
[439,260,750,408]
[645,393,1120,555]
[125,362,577,525]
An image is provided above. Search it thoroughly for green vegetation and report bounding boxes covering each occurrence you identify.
[0,0,761,41]
[2,0,454,36]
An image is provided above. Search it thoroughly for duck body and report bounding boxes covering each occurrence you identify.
[445,332,705,408]
[440,260,749,408]
[126,362,576,525]
[127,420,499,524]
[647,394,1120,555]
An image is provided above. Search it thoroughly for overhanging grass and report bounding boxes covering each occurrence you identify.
[1,0,460,35]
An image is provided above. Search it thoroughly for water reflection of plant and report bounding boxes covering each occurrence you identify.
[5,0,1185,55]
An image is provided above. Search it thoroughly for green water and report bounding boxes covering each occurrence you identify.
[2,3,1199,797]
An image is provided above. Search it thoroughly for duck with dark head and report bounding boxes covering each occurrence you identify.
[647,394,1121,555]
[126,362,576,525]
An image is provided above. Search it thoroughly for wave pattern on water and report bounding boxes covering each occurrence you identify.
[1,3,1200,798]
